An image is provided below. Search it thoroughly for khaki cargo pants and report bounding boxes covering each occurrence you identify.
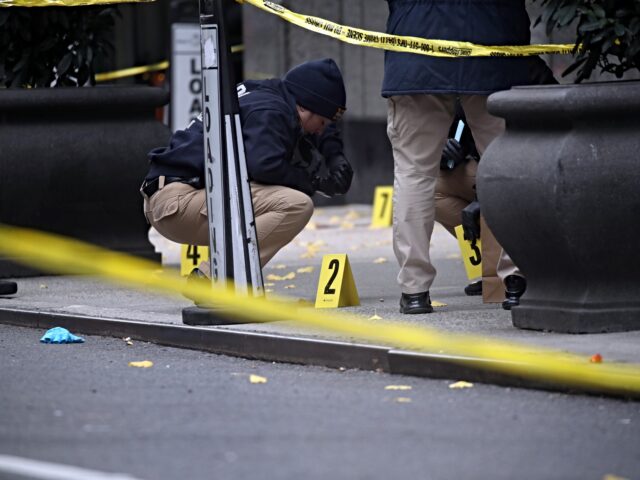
[387,94,517,302]
[435,158,519,302]
[143,181,313,267]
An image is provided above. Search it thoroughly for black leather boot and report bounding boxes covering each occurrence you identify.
[502,275,527,310]
[464,280,482,296]
[399,291,433,314]
[183,268,209,305]
[0,280,17,296]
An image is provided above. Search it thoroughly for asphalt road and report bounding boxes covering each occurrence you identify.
[0,324,638,480]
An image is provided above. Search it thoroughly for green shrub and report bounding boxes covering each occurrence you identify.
[0,6,118,87]
[537,0,640,82]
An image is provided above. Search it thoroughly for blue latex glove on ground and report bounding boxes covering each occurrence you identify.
[40,327,84,344]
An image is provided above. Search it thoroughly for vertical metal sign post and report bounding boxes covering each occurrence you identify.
[198,0,263,299]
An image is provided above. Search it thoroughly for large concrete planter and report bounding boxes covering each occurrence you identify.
[477,80,640,333]
[0,86,170,277]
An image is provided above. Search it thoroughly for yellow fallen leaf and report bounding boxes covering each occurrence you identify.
[273,264,287,270]
[368,314,383,321]
[298,240,326,259]
[305,222,317,230]
[340,221,354,229]
[123,337,133,346]
[296,266,314,274]
[249,374,267,384]
[603,475,629,480]
[329,216,341,225]
[395,397,412,403]
[265,289,273,293]
[284,284,296,289]
[373,257,388,264]
[344,210,361,221]
[128,360,153,368]
[385,385,412,391]
[449,381,474,389]
[264,282,275,287]
[432,300,447,307]
[265,272,296,281]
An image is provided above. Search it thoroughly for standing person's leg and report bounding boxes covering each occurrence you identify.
[250,182,314,267]
[460,95,507,303]
[436,159,481,295]
[497,250,526,310]
[478,216,504,302]
[387,94,455,312]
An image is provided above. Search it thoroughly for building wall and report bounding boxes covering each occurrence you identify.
[242,0,637,205]
[110,1,637,204]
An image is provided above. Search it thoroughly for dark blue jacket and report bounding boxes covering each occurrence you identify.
[146,79,343,197]
[382,0,532,96]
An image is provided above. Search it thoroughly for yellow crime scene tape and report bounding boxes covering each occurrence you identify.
[238,0,576,58]
[95,45,244,83]
[95,60,169,83]
[0,223,639,397]
[0,0,153,6]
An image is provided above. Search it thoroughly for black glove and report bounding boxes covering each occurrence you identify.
[461,200,481,242]
[326,154,353,194]
[440,138,467,171]
[312,174,338,198]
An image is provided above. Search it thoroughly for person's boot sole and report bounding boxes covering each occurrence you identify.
[399,306,434,314]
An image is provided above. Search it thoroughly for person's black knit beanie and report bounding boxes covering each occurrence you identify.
[283,58,346,121]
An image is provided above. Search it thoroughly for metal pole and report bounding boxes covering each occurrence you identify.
[199,0,263,297]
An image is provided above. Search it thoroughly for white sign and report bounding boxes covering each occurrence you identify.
[171,23,202,131]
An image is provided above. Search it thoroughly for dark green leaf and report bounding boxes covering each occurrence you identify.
[580,19,608,32]
[56,52,73,76]
[557,4,578,26]
[592,4,606,19]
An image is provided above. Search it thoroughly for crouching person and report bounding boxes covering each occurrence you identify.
[140,58,352,276]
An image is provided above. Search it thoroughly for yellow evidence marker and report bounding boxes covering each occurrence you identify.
[370,186,393,228]
[315,254,360,308]
[454,225,482,280]
[180,244,209,276]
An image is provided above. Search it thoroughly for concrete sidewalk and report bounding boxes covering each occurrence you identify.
[1,204,639,397]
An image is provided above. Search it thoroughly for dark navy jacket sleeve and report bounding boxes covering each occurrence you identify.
[242,108,315,196]
[145,117,205,181]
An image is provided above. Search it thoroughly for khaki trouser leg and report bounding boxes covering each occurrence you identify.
[497,250,521,281]
[479,216,504,303]
[145,181,313,270]
[459,95,510,303]
[435,159,478,237]
[144,182,209,246]
[388,94,456,294]
[250,182,313,266]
